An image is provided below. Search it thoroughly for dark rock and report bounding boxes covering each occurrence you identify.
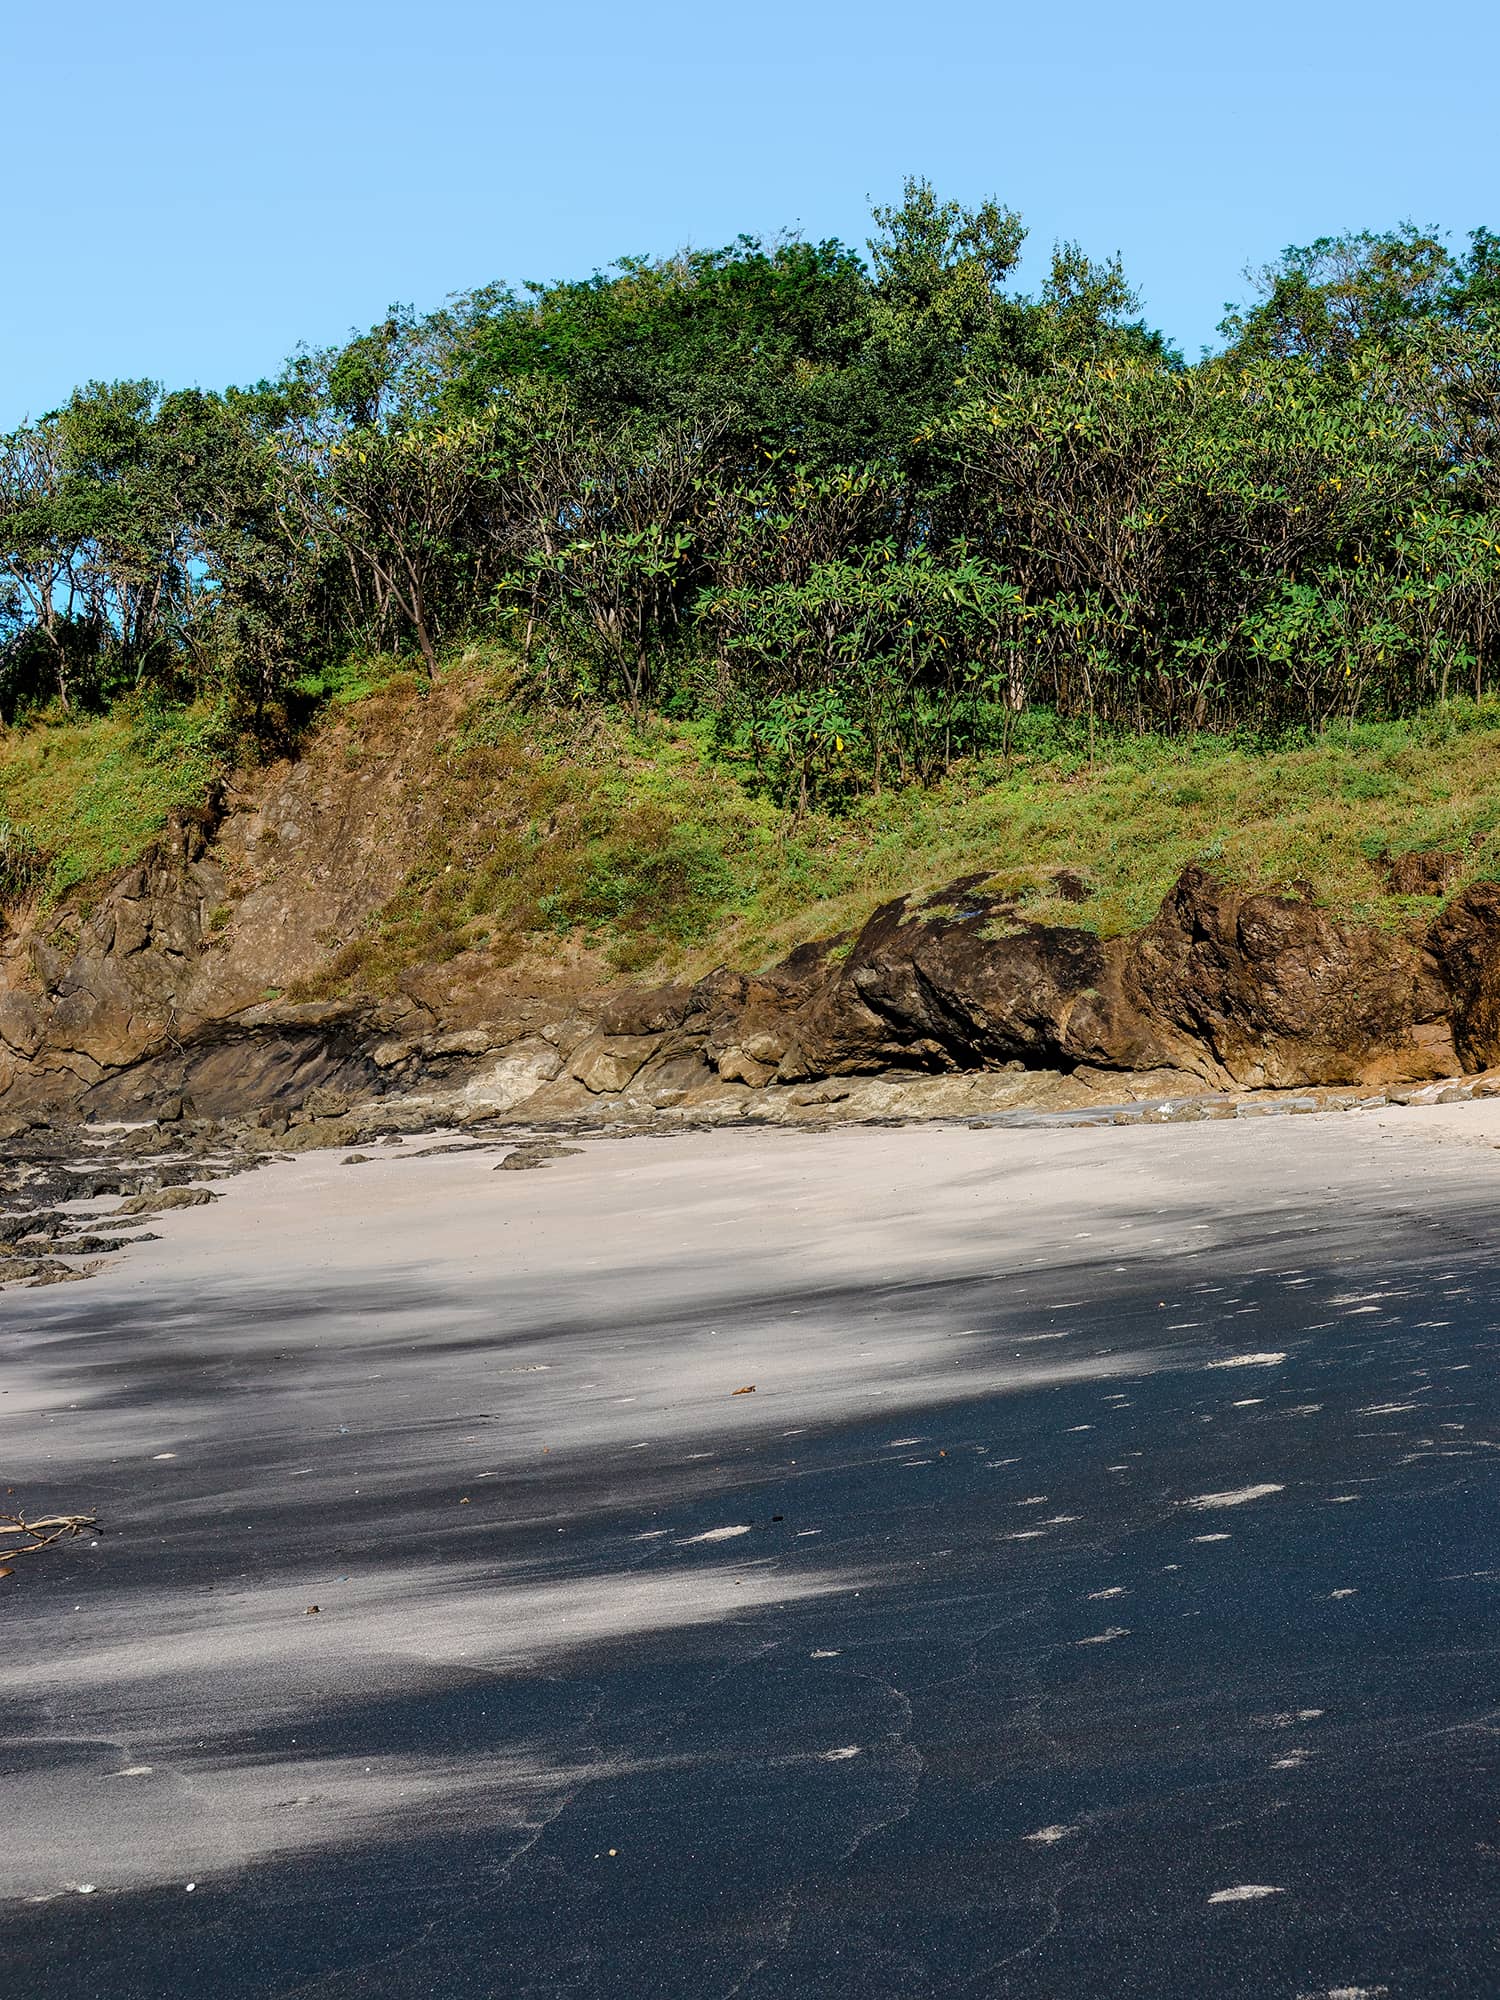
[674,867,1460,1093]
[0,1211,62,1244]
[1429,881,1500,1070]
[495,1143,584,1172]
[0,1257,53,1281]
[791,885,1170,1078]
[280,1118,359,1153]
[1125,867,1444,1088]
[116,1186,219,1217]
[119,1128,178,1157]
[693,958,833,1082]
[766,934,855,991]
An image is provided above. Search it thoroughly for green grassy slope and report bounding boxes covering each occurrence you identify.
[303,651,1500,989]
[7,651,1500,983]
[0,705,223,908]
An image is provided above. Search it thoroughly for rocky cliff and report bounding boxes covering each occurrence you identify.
[4,716,1500,1138]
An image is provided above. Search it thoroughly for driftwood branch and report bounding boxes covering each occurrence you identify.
[0,1513,98,1559]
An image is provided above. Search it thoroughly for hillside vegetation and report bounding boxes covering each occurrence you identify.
[9,647,1500,994]
[311,662,1500,987]
[2,182,1499,957]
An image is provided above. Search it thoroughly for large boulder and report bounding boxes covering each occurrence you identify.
[786,881,1173,1078]
[715,867,1460,1091]
[568,1034,662,1095]
[1127,866,1450,1088]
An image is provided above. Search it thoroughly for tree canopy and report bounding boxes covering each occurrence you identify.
[3,182,1498,808]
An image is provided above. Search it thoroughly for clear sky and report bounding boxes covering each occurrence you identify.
[6,0,1498,428]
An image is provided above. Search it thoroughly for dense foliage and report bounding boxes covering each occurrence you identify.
[3,181,1498,809]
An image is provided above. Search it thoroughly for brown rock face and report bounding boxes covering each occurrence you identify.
[0,800,402,1121]
[685,866,1464,1093]
[789,887,1171,1077]
[1429,881,1500,1069]
[568,1034,661,1095]
[0,799,1490,1123]
[1383,849,1465,897]
[687,957,827,1083]
[594,987,695,1037]
[1126,867,1449,1088]
[0,807,226,1112]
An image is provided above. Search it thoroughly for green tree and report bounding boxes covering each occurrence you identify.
[1219,224,1458,368]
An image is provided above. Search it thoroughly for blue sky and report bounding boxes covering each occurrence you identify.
[7,0,1498,427]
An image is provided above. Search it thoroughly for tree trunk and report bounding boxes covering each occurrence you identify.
[411,594,438,678]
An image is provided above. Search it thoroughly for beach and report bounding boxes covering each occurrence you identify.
[5,1104,1500,1996]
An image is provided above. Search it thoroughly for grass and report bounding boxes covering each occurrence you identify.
[672,701,1500,966]
[0,701,223,907]
[288,653,427,709]
[300,650,1500,993]
[764,699,1500,946]
[8,648,1500,988]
